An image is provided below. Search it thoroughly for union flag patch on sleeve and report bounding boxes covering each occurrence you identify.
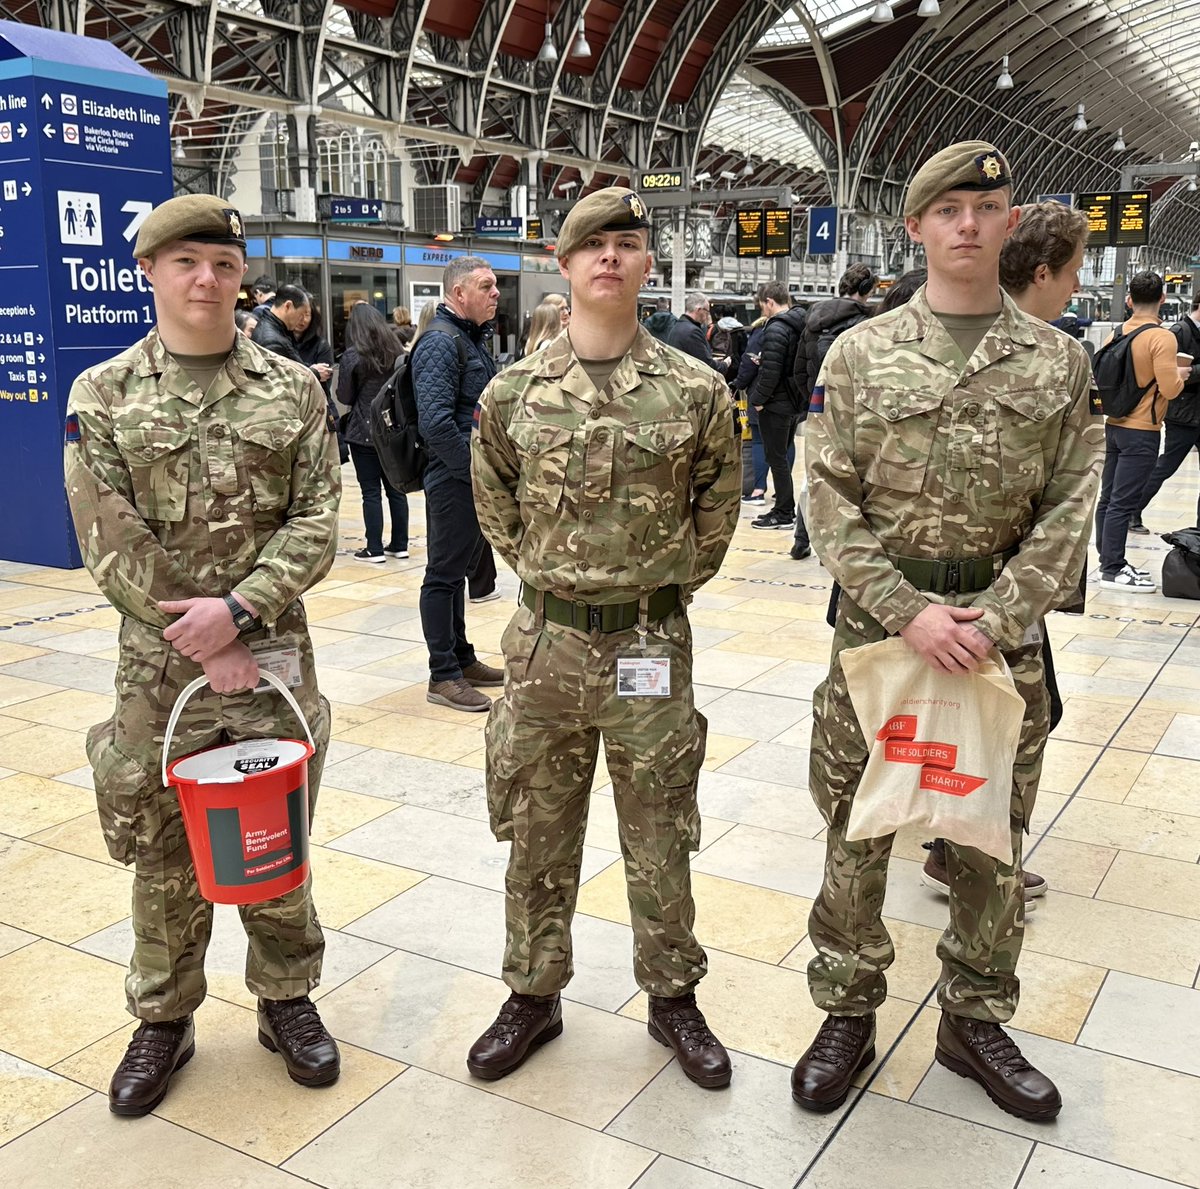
[808,384,825,414]
[472,404,482,431]
[64,413,80,442]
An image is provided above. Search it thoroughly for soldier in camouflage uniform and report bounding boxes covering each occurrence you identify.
[791,144,1103,1122]
[64,195,343,1116]
[467,187,740,1088]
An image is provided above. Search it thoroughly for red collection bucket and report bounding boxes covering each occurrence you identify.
[162,672,315,906]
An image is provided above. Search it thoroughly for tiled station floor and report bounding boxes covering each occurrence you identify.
[2,461,1200,1189]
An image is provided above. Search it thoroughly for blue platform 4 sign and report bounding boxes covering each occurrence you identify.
[330,196,382,223]
[807,206,837,256]
[0,22,172,567]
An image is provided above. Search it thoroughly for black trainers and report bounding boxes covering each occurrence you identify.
[353,547,385,564]
[751,509,796,530]
[1128,519,1149,535]
[790,543,812,560]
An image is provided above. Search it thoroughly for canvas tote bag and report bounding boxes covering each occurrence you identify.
[840,637,1025,862]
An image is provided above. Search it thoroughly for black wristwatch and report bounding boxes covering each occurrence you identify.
[223,593,260,634]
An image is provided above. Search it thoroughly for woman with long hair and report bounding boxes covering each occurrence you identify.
[337,303,409,563]
[392,305,416,349]
[523,301,562,356]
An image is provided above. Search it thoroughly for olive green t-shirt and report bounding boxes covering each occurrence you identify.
[578,355,625,396]
[170,349,234,397]
[931,310,999,365]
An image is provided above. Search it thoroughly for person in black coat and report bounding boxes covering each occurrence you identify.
[747,281,807,534]
[666,291,722,371]
[338,304,409,563]
[408,256,503,712]
[251,284,310,362]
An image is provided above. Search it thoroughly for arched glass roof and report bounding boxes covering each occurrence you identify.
[704,73,825,171]
[754,0,902,48]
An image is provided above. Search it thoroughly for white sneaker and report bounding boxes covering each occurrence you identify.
[469,589,503,604]
[384,548,409,559]
[1100,565,1156,592]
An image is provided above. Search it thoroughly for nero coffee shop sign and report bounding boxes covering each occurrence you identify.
[0,21,172,568]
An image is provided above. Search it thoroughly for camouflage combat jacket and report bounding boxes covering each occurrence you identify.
[806,286,1103,650]
[65,329,340,629]
[472,327,739,603]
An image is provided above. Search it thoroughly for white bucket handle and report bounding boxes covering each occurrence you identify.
[161,670,315,787]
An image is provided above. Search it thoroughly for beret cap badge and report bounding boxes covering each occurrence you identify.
[979,154,1002,181]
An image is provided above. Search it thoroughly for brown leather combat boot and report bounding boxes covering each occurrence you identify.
[648,993,732,1089]
[258,996,341,1087]
[466,992,562,1080]
[108,1015,195,1116]
[936,1012,1061,1121]
[791,1012,876,1112]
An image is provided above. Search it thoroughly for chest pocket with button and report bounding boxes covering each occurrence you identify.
[620,419,694,512]
[509,419,573,511]
[114,425,192,523]
[858,389,944,493]
[237,418,302,511]
[992,388,1069,495]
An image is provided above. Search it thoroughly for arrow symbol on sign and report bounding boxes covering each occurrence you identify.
[17,124,26,138]
[36,334,43,343]
[42,124,55,138]
[20,183,30,197]
[38,372,45,382]
[40,94,52,110]
[37,353,44,363]
[121,200,153,242]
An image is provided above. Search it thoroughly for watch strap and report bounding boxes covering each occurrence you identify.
[223,593,258,632]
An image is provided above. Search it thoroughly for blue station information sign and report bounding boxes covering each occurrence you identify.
[329,196,383,223]
[0,22,171,567]
[807,206,837,257]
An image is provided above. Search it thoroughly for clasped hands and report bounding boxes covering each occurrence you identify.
[899,603,993,674]
[158,596,260,693]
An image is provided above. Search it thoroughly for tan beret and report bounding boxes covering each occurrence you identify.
[904,141,1013,219]
[555,186,651,259]
[133,194,247,258]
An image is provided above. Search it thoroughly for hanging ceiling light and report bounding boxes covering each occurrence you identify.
[1112,127,1126,152]
[917,0,941,15]
[1189,177,1198,192]
[995,54,1014,90]
[870,2,893,23]
[537,2,558,65]
[1072,103,1088,133]
[172,136,187,161]
[569,16,590,58]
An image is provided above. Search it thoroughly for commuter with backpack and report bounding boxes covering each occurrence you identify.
[1093,271,1188,592]
[1130,291,1200,534]
[748,282,809,534]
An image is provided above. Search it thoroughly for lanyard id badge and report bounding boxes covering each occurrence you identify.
[249,639,303,689]
[616,598,672,697]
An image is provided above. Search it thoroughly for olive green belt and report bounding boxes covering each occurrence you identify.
[891,548,1018,596]
[520,584,680,633]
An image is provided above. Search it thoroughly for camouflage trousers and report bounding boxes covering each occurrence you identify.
[86,603,331,1022]
[807,596,1049,1023]
[486,602,708,998]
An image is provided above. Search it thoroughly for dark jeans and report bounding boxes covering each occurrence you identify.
[419,475,481,682]
[468,537,497,599]
[1137,420,1200,525]
[349,442,408,553]
[1095,424,1160,576]
[758,406,799,516]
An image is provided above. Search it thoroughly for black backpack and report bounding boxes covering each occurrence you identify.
[814,311,869,377]
[368,322,468,493]
[1092,324,1158,419]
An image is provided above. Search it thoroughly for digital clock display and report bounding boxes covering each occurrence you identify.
[639,170,685,191]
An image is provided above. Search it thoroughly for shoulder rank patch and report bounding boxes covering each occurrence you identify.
[809,383,825,415]
[1088,387,1104,416]
[472,403,481,431]
[64,413,80,442]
